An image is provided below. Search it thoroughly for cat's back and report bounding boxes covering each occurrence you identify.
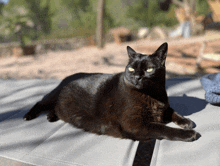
[66,73,113,95]
[39,73,111,104]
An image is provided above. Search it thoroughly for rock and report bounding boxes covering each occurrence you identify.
[146,26,168,40]
[137,27,149,39]
[109,27,131,44]
[12,46,23,58]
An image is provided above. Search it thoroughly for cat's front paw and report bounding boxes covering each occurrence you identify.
[176,118,195,130]
[47,113,59,122]
[23,103,41,121]
[181,130,201,142]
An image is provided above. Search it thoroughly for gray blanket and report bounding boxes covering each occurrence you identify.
[1,78,214,166]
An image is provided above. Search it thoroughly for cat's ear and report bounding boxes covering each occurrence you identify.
[127,46,136,59]
[154,42,168,65]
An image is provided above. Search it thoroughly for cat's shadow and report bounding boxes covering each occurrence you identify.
[168,94,208,116]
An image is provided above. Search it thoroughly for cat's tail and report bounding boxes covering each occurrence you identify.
[23,102,54,121]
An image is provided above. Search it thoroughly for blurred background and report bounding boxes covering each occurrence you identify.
[0,0,219,80]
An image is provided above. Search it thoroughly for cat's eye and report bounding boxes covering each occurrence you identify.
[146,68,154,72]
[128,67,135,72]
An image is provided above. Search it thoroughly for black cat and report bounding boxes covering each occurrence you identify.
[23,43,200,142]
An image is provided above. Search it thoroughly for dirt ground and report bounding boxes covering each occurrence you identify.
[0,35,220,80]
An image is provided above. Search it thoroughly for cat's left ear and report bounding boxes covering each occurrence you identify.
[127,46,136,59]
[154,42,168,65]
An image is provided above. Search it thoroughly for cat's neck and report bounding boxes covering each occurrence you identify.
[121,73,168,103]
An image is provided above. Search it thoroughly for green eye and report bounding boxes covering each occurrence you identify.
[128,67,135,72]
[146,68,154,72]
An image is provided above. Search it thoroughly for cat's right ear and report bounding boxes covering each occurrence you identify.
[154,42,168,65]
[127,46,136,59]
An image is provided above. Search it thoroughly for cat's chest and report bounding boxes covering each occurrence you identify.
[134,95,168,123]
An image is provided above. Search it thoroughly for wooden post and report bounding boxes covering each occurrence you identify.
[195,41,206,70]
[96,0,105,49]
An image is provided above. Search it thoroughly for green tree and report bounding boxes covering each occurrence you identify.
[59,0,114,37]
[126,0,178,28]
[196,0,209,16]
[0,2,4,14]
[25,0,53,35]
[61,0,90,25]
[0,0,53,42]
[0,6,35,45]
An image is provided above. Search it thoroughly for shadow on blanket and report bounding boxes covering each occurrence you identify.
[169,95,207,116]
[0,107,32,122]
[133,94,207,166]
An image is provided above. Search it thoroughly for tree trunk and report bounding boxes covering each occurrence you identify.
[96,0,105,49]
[172,0,197,34]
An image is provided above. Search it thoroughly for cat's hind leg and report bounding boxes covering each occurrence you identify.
[23,102,43,121]
[47,111,59,122]
[23,102,55,121]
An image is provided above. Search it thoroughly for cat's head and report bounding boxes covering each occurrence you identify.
[124,42,168,89]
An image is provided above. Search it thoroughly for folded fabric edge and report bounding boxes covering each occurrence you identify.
[205,92,220,105]
[0,156,35,166]
[200,73,220,90]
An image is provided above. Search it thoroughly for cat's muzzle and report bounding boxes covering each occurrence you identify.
[124,76,143,89]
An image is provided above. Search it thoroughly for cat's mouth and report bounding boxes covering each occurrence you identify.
[134,80,144,89]
[124,76,144,89]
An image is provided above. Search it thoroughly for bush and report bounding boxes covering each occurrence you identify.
[126,0,178,28]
